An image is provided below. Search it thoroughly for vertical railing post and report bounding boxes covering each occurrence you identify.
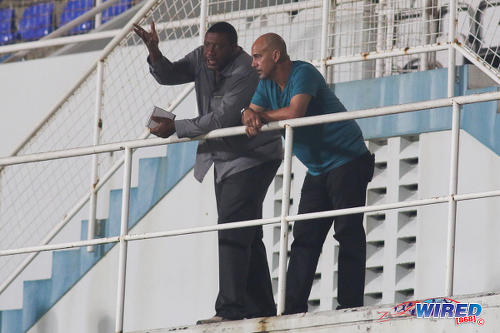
[447,0,457,98]
[276,125,294,315]
[199,0,208,44]
[420,0,430,71]
[88,59,105,252]
[327,0,337,82]
[95,0,103,29]
[445,0,458,296]
[445,101,460,296]
[320,0,330,77]
[114,147,132,333]
[375,0,386,77]
[385,2,394,76]
[361,0,375,79]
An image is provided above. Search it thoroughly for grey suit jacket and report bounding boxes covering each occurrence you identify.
[149,46,283,183]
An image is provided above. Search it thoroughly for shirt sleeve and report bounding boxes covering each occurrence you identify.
[250,80,270,109]
[290,64,323,98]
[174,70,259,138]
[148,47,199,85]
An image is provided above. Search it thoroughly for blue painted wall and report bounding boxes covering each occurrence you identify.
[334,65,499,155]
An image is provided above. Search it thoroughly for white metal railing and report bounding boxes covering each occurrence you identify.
[1,0,500,330]
[0,0,197,297]
[1,91,500,331]
[2,0,500,81]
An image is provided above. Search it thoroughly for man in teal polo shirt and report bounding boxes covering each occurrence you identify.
[242,33,374,313]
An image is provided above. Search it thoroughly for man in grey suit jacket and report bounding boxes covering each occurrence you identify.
[134,21,283,323]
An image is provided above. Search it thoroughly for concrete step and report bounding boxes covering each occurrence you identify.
[128,292,500,333]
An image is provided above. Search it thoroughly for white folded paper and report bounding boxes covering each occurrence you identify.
[146,106,176,129]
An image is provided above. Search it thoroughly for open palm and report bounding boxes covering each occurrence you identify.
[133,21,159,50]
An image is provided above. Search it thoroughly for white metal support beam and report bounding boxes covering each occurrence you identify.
[277,125,294,315]
[88,60,105,252]
[453,44,500,86]
[319,0,330,77]
[115,147,132,333]
[447,0,457,98]
[445,101,461,296]
[2,189,500,257]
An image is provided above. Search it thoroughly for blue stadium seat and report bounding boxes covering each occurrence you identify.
[0,8,15,45]
[102,0,132,24]
[17,2,54,41]
[60,0,94,34]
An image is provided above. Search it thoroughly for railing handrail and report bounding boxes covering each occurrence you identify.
[0,86,499,325]
[0,0,158,164]
[0,83,195,296]
[1,0,499,328]
[1,189,500,258]
[1,90,499,167]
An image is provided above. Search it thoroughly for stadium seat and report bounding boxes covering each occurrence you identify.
[0,8,15,45]
[60,0,94,34]
[101,0,132,24]
[17,2,54,41]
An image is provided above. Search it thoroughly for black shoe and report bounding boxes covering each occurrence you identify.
[196,316,231,325]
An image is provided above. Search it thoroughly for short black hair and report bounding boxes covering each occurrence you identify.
[206,22,238,45]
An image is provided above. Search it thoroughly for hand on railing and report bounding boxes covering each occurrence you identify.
[241,107,263,137]
[133,21,162,63]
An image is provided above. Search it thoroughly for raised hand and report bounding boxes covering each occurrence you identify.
[133,21,161,62]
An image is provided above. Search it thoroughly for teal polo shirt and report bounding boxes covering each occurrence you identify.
[251,61,367,175]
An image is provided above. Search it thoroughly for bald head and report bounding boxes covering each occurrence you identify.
[251,33,291,80]
[254,33,289,63]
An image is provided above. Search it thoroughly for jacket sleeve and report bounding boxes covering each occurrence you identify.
[174,70,259,138]
[148,47,199,85]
